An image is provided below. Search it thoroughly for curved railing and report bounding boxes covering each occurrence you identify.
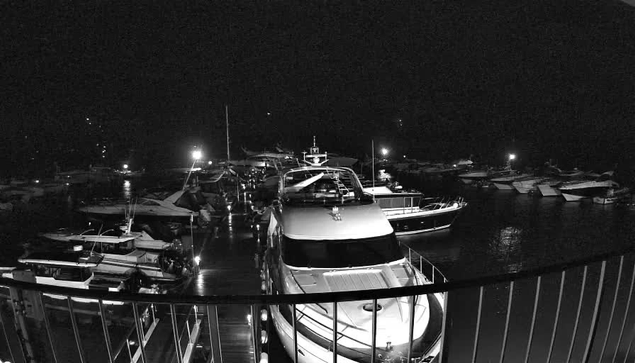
[2,243,635,363]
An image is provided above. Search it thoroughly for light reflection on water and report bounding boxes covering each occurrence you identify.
[122,179,132,200]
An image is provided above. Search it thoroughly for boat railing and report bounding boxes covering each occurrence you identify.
[399,240,449,284]
[3,245,635,363]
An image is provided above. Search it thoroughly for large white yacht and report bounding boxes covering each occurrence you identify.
[263,141,444,363]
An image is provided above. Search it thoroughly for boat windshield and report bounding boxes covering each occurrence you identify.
[282,168,362,205]
[281,233,403,268]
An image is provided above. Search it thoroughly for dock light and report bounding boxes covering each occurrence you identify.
[260,308,268,322]
[508,153,516,161]
[260,330,268,344]
[194,256,201,265]
[184,149,203,190]
[260,352,269,363]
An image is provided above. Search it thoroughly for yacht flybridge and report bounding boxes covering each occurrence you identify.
[263,140,444,363]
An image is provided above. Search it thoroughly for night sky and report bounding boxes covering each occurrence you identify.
[2,0,635,175]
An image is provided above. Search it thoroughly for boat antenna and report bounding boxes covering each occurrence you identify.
[226,104,230,161]
[371,139,375,189]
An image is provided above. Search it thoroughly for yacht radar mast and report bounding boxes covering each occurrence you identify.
[301,136,329,166]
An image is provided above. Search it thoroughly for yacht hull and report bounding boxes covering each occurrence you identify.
[386,205,465,235]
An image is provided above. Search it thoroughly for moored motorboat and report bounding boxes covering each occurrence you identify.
[262,140,445,363]
[364,186,467,235]
[77,188,208,225]
[490,172,533,190]
[558,171,619,202]
[592,187,631,205]
[512,176,549,194]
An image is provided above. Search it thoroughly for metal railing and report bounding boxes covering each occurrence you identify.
[2,244,635,363]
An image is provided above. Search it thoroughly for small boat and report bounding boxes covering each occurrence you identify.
[364,186,467,235]
[39,219,176,251]
[593,187,631,205]
[80,236,192,282]
[1,252,156,308]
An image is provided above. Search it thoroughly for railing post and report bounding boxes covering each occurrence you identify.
[132,302,148,363]
[582,260,607,363]
[438,291,449,363]
[472,286,484,363]
[599,256,623,363]
[524,276,541,363]
[251,305,259,363]
[67,297,86,363]
[566,265,588,363]
[371,299,378,363]
[499,281,514,363]
[407,294,416,362]
[206,304,223,363]
[170,304,184,363]
[292,304,298,363]
[0,297,17,363]
[547,271,566,363]
[98,300,114,363]
[612,259,635,363]
[37,293,59,363]
[333,302,338,363]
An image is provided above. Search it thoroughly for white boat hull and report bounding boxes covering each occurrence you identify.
[561,193,587,202]
[492,183,515,190]
[538,184,561,197]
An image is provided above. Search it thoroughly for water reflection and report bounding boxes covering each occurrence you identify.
[122,179,132,200]
[489,226,523,273]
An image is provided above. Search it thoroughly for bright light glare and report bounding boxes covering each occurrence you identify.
[208,161,213,165]
[194,256,201,265]
[123,164,128,170]
[192,150,203,160]
[509,154,516,161]
[381,148,389,156]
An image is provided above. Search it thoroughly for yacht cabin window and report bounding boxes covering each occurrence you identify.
[281,233,403,268]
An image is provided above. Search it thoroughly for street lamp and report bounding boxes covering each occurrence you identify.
[508,153,516,161]
[381,148,389,158]
[184,149,203,189]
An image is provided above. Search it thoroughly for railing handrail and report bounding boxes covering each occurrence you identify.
[2,243,633,305]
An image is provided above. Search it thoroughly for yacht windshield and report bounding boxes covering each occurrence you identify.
[281,234,403,268]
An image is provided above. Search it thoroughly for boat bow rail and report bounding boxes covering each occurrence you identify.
[2,244,635,363]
